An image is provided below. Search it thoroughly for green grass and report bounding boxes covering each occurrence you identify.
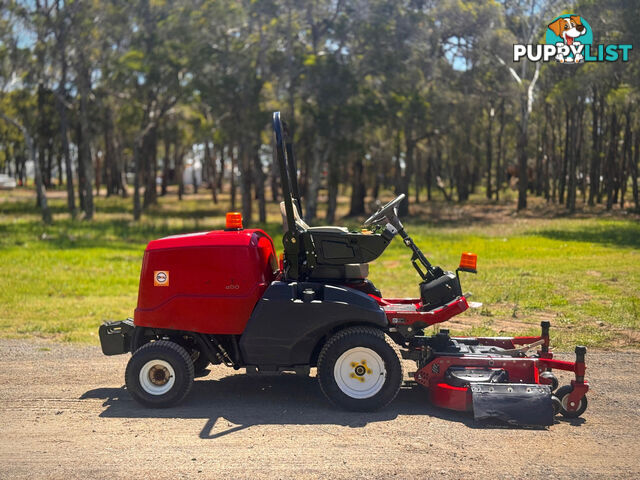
[1,188,639,349]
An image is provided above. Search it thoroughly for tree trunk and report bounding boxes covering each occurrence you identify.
[54,0,76,217]
[252,138,266,222]
[77,57,94,220]
[496,100,505,202]
[204,141,218,204]
[542,104,550,200]
[632,132,639,210]
[605,110,618,210]
[534,129,542,196]
[566,104,577,213]
[161,136,170,196]
[239,142,252,224]
[398,128,413,217]
[270,142,280,203]
[620,109,632,209]
[217,146,225,193]
[349,155,366,216]
[76,124,86,212]
[57,98,75,218]
[230,146,237,211]
[326,159,339,224]
[559,103,570,205]
[56,152,63,187]
[588,89,600,206]
[486,106,494,199]
[305,136,329,222]
[372,155,381,201]
[44,144,53,189]
[104,105,124,197]
[95,151,101,198]
[0,114,51,224]
[414,147,421,204]
[176,142,185,201]
[133,136,143,220]
[426,148,432,202]
[517,96,529,211]
[192,161,198,194]
[36,81,48,197]
[596,99,605,204]
[142,126,158,208]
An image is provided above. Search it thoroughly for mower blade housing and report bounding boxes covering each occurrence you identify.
[471,383,554,426]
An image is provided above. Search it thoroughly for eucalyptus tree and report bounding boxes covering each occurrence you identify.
[496,0,563,210]
[0,0,51,223]
[114,0,194,219]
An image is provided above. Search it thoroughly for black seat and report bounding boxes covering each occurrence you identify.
[273,113,391,282]
[280,201,389,282]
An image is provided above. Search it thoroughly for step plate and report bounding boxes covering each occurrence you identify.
[471,383,553,426]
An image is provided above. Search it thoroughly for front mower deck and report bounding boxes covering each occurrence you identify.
[407,321,589,425]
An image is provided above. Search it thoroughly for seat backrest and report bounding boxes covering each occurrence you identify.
[280,200,310,231]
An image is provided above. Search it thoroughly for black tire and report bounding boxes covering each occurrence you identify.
[540,371,559,392]
[132,327,209,374]
[555,385,588,418]
[317,327,403,411]
[551,395,562,416]
[125,340,194,408]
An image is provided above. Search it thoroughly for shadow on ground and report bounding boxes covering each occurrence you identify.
[532,223,640,249]
[81,373,558,438]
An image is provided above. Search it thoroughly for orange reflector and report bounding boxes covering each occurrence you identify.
[225,212,243,230]
[459,252,477,272]
[279,252,284,271]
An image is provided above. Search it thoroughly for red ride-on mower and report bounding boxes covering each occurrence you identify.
[99,112,588,426]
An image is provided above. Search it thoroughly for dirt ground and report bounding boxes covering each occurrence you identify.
[0,339,638,479]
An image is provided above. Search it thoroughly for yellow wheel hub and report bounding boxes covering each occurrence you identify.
[349,360,374,382]
[334,347,387,399]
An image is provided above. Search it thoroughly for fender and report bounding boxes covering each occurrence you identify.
[239,281,387,367]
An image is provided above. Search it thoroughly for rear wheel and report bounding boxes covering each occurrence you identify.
[125,340,194,408]
[317,327,403,411]
[132,328,210,376]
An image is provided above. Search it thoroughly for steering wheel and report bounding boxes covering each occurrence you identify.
[364,194,406,227]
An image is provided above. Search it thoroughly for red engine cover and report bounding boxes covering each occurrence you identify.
[134,229,278,334]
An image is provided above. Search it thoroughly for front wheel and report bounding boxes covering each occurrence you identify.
[554,385,588,418]
[125,340,194,408]
[317,327,403,411]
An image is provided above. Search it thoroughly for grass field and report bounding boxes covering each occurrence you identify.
[1,188,639,349]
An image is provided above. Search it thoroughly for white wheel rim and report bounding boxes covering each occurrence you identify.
[333,347,387,399]
[139,360,175,396]
[561,393,583,412]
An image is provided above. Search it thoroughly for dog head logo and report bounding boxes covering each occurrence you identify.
[545,14,593,63]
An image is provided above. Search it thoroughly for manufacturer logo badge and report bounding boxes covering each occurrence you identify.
[154,271,169,286]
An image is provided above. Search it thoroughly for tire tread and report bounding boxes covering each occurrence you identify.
[125,340,194,407]
[317,326,403,411]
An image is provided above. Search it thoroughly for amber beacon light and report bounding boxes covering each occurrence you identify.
[458,252,477,273]
[225,212,243,230]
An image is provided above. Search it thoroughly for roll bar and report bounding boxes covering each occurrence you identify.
[273,112,302,228]
[272,112,297,234]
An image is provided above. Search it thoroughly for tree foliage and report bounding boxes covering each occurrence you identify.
[0,0,638,223]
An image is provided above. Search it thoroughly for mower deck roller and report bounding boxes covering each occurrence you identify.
[99,111,589,426]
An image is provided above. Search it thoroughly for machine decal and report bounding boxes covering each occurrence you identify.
[154,270,169,286]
